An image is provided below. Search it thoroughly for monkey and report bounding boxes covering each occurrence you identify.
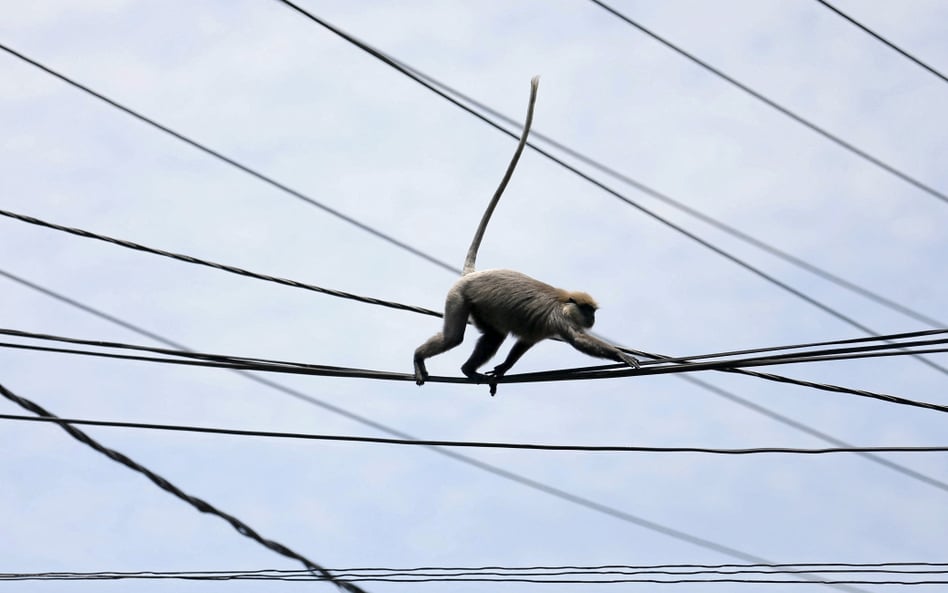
[413,77,639,394]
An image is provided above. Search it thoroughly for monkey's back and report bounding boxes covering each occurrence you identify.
[458,269,568,341]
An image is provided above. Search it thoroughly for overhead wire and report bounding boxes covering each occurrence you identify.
[3,411,947,455]
[589,0,948,206]
[0,382,366,593]
[271,0,948,378]
[814,0,948,84]
[4,562,948,584]
[0,207,441,319]
[3,327,948,414]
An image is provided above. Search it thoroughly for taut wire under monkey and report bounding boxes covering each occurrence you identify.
[413,76,640,395]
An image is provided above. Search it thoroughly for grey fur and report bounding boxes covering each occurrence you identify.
[412,78,639,394]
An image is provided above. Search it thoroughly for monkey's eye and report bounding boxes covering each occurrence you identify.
[578,304,596,316]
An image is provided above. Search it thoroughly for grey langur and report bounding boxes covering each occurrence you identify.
[413,77,639,394]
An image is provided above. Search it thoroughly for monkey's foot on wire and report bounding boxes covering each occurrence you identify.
[413,360,429,386]
[463,370,500,396]
[484,368,509,397]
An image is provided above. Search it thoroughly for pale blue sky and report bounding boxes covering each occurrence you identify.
[1,1,946,592]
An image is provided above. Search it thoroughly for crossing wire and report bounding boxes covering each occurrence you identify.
[0,382,367,593]
[589,0,948,206]
[3,412,948,455]
[814,0,948,84]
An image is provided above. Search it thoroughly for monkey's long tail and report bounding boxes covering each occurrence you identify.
[462,75,540,275]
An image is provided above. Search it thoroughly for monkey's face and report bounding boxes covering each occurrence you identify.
[565,299,597,329]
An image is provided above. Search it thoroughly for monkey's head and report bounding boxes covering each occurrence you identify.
[563,292,599,329]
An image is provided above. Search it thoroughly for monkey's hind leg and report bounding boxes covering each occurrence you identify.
[413,291,470,386]
[461,329,506,394]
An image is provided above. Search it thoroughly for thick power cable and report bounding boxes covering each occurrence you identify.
[589,0,948,206]
[0,270,876,581]
[6,327,948,415]
[0,208,441,319]
[4,412,947,455]
[0,382,366,593]
[814,0,948,84]
[272,1,948,379]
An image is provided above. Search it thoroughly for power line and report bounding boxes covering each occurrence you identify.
[0,382,366,593]
[814,0,948,84]
[0,208,441,318]
[3,411,947,455]
[4,562,948,584]
[589,0,948,206]
[273,0,948,379]
[6,327,947,414]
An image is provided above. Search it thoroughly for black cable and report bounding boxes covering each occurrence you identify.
[0,208,441,318]
[589,0,948,206]
[3,568,944,584]
[273,0,948,379]
[5,328,947,415]
[6,326,945,374]
[0,383,366,593]
[4,562,948,583]
[6,267,948,500]
[400,63,945,330]
[3,411,947,455]
[814,0,948,84]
